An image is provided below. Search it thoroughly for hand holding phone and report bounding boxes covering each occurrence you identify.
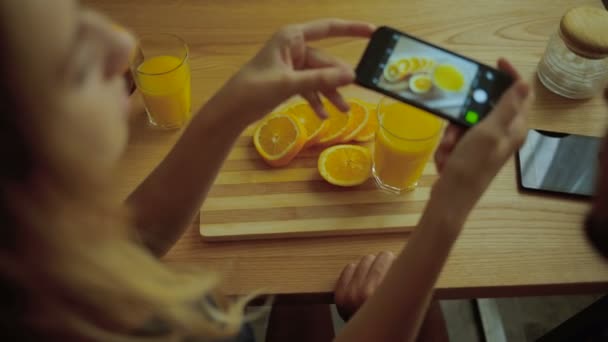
[432,59,532,210]
[436,58,527,170]
[356,26,513,127]
[215,19,374,126]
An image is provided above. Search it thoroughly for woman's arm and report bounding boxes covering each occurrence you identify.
[125,19,375,256]
[335,59,533,342]
[125,95,245,256]
[334,180,470,342]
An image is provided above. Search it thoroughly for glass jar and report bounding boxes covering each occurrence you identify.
[537,7,608,99]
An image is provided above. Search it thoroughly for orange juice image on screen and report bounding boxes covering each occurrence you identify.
[373,101,443,192]
[433,64,465,92]
[136,55,191,128]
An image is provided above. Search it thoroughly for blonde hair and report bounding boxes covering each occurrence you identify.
[0,4,271,337]
[0,171,256,341]
[0,35,255,342]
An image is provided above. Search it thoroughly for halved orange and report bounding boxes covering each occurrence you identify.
[318,144,372,187]
[317,101,350,147]
[354,107,378,142]
[288,102,329,148]
[253,114,307,167]
[341,100,370,142]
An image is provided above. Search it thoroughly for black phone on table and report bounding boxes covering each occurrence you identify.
[355,26,513,127]
[516,129,601,198]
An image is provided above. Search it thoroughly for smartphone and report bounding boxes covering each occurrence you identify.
[355,26,513,127]
[516,129,601,198]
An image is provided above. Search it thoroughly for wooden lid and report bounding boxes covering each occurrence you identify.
[560,7,608,59]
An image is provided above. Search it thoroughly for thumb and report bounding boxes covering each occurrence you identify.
[484,80,530,127]
[289,67,355,94]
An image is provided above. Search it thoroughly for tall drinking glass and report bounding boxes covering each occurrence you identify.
[373,97,444,194]
[131,34,191,129]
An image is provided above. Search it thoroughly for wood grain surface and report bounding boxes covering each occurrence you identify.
[199,87,437,240]
[88,0,608,296]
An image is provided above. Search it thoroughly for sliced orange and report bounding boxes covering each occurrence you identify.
[419,57,429,70]
[421,58,436,72]
[288,102,329,148]
[317,101,350,147]
[396,59,412,77]
[318,144,372,187]
[409,57,421,73]
[354,108,378,142]
[253,114,307,167]
[359,100,378,112]
[341,100,370,142]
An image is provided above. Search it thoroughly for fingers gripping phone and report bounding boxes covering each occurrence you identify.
[355,26,513,127]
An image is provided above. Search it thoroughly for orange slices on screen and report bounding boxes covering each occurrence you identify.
[318,144,372,186]
[288,102,329,148]
[253,114,307,167]
[383,63,401,83]
[409,57,421,73]
[396,59,412,76]
[340,100,370,142]
[317,101,351,147]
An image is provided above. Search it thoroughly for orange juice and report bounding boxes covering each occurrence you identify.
[433,64,465,92]
[136,55,191,128]
[373,100,443,193]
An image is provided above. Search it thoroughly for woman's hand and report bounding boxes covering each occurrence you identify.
[334,252,396,322]
[434,124,464,173]
[211,19,375,127]
[433,58,533,207]
[333,68,530,340]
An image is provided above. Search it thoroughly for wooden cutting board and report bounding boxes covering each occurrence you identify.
[200,89,437,240]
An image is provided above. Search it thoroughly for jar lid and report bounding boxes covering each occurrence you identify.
[560,7,608,59]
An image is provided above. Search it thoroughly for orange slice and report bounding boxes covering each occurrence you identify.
[318,144,372,186]
[341,100,370,142]
[419,57,429,70]
[317,101,350,147]
[253,114,307,167]
[359,100,378,112]
[409,57,421,73]
[384,59,411,82]
[354,107,378,142]
[396,59,412,76]
[288,102,329,148]
[383,63,403,83]
[421,58,436,72]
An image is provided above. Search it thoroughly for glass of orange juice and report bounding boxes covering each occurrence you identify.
[131,34,191,129]
[373,97,444,194]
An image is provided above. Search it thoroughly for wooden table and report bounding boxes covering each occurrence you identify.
[89,0,608,297]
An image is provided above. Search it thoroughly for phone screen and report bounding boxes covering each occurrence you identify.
[359,28,511,126]
[517,130,601,197]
